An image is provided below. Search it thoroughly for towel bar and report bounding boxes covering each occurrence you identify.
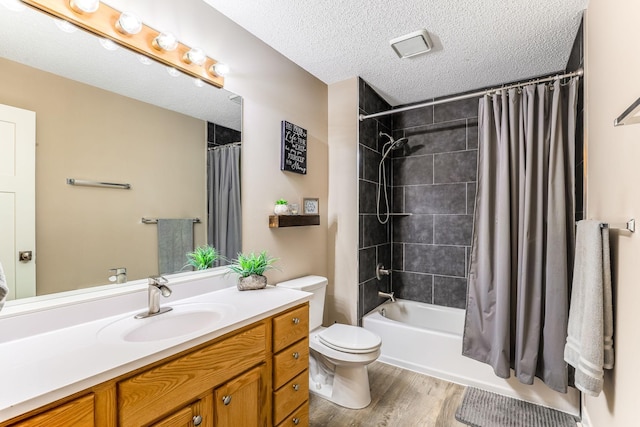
[142,217,201,224]
[601,218,635,233]
[67,178,130,189]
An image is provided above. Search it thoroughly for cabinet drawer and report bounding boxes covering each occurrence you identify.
[10,394,94,427]
[273,370,308,426]
[273,304,309,353]
[150,393,213,427]
[273,337,309,389]
[276,402,309,427]
[118,323,266,427]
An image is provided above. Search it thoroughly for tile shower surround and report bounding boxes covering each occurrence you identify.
[358,78,479,320]
[390,97,479,312]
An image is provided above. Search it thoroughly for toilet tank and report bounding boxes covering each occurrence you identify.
[276,275,328,330]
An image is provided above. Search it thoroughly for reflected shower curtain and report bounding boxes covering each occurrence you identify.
[462,78,578,393]
[208,144,241,266]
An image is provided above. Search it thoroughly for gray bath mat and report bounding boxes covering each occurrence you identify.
[455,387,578,427]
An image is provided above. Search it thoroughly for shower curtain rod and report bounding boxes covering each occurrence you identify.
[359,68,584,121]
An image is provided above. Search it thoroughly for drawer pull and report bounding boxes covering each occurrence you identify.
[293,352,300,359]
[193,415,203,426]
[222,395,232,405]
[292,383,300,391]
[293,417,300,425]
[292,317,300,324]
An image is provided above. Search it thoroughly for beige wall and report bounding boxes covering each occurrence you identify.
[327,78,359,325]
[0,57,206,295]
[583,2,640,426]
[109,0,329,283]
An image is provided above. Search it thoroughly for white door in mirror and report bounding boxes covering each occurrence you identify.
[0,104,36,300]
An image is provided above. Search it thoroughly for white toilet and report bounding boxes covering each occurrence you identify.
[277,275,382,409]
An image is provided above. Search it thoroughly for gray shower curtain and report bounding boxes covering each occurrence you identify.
[462,78,578,393]
[208,144,242,266]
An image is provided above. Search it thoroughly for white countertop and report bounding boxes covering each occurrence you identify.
[0,285,310,422]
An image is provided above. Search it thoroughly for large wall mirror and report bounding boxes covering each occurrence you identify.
[0,4,242,302]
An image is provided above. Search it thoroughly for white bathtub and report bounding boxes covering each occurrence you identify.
[362,299,580,416]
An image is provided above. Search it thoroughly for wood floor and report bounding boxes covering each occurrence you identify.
[309,361,468,427]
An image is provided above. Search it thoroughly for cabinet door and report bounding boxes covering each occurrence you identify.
[150,393,212,427]
[10,394,94,427]
[214,364,268,427]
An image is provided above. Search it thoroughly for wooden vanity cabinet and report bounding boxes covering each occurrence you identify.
[1,303,310,427]
[272,305,310,427]
[7,393,95,427]
[118,323,267,427]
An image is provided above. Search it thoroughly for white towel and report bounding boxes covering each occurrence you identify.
[564,220,614,396]
[0,261,8,311]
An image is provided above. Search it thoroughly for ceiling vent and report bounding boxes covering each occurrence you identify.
[390,29,433,59]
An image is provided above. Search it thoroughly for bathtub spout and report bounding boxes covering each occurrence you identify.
[378,291,396,302]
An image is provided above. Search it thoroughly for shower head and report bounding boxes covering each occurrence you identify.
[380,132,409,159]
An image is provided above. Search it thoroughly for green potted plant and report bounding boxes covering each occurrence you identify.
[274,198,289,215]
[228,251,279,290]
[184,245,219,271]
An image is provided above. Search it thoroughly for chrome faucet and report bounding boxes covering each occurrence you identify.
[376,263,391,280]
[135,276,173,319]
[378,291,396,303]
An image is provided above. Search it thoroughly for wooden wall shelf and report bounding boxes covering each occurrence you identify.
[269,215,320,228]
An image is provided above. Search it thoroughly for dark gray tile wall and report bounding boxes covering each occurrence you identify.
[358,80,394,322]
[391,97,479,309]
[357,78,479,318]
[207,122,241,147]
[567,16,585,221]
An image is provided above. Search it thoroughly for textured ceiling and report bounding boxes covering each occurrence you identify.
[0,5,241,130]
[203,0,587,106]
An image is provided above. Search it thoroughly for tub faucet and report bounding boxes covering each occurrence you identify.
[378,291,396,303]
[376,263,390,280]
[135,276,173,319]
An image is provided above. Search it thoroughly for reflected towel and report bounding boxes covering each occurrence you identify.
[564,220,614,396]
[157,219,194,275]
[0,261,8,311]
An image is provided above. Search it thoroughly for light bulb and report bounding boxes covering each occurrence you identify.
[152,32,178,51]
[68,0,99,14]
[210,62,230,77]
[138,55,152,65]
[116,11,142,35]
[193,78,204,88]
[99,38,118,51]
[166,67,180,78]
[55,19,78,33]
[184,48,206,66]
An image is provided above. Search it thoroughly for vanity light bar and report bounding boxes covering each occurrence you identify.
[21,0,225,88]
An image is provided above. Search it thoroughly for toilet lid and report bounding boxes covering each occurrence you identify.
[317,324,381,354]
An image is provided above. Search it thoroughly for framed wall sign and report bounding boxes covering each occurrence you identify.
[303,198,319,215]
[280,120,307,174]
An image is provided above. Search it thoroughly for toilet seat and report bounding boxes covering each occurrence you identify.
[317,324,381,354]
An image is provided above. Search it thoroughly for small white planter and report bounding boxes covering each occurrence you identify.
[274,204,289,215]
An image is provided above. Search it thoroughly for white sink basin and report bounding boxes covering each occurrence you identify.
[97,302,236,343]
